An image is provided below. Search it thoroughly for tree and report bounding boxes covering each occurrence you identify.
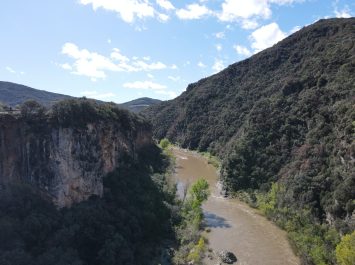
[336,231,355,265]
[20,100,46,119]
[190,179,210,209]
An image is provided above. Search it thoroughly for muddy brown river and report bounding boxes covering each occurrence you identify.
[172,148,300,265]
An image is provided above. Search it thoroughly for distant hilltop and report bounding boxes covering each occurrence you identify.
[0,81,161,113]
[0,81,71,107]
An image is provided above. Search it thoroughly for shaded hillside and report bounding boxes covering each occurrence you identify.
[144,18,355,264]
[0,81,71,107]
[120,97,162,113]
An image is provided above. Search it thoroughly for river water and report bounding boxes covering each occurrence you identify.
[172,148,300,265]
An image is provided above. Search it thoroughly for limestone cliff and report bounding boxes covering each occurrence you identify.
[0,101,154,207]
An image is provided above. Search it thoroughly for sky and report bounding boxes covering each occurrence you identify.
[0,0,354,103]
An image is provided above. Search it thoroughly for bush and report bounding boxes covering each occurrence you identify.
[336,231,355,265]
[159,138,171,150]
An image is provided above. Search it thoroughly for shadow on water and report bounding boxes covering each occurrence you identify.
[204,211,231,228]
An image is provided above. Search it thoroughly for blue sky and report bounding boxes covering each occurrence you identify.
[0,0,353,103]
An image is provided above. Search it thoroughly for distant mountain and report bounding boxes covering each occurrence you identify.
[120,97,162,113]
[0,81,71,107]
[144,18,355,264]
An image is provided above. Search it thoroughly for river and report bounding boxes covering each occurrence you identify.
[172,148,300,265]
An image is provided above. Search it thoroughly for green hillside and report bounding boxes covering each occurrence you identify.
[144,18,355,264]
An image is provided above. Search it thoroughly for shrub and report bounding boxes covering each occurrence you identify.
[336,231,355,265]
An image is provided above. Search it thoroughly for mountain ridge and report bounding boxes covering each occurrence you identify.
[0,81,161,113]
[143,17,355,264]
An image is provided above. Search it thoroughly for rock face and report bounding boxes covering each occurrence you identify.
[0,113,154,207]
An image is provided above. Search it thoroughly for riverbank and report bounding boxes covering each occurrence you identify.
[172,147,300,265]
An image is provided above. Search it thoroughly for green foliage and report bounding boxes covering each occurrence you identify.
[336,231,355,265]
[159,138,171,150]
[190,179,210,209]
[187,237,206,264]
[144,19,355,262]
[254,184,340,265]
[173,179,210,265]
[0,156,172,265]
[20,100,46,120]
[200,151,220,169]
[50,98,148,131]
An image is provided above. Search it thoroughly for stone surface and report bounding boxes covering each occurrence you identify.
[0,114,153,207]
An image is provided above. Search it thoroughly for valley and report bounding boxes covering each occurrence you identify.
[173,148,300,265]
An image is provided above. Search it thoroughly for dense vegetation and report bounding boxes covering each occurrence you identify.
[18,98,150,134]
[0,98,178,264]
[0,148,173,265]
[173,179,210,265]
[144,18,355,264]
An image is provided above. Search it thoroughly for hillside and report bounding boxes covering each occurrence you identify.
[0,99,173,264]
[0,81,71,107]
[120,97,162,113]
[144,18,355,264]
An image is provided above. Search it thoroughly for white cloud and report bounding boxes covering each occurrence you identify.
[218,0,304,24]
[158,13,170,21]
[334,7,351,18]
[61,63,73,70]
[107,39,112,44]
[5,66,16,74]
[241,19,259,29]
[197,61,206,68]
[250,22,286,53]
[290,25,301,34]
[62,43,122,81]
[171,64,178,69]
[168,75,180,82]
[110,48,129,62]
[216,44,222,51]
[156,0,174,10]
[5,66,25,75]
[215,32,225,39]
[234,45,252,57]
[219,0,271,21]
[176,4,211,20]
[212,59,225,73]
[147,73,154,79]
[123,80,167,90]
[132,60,167,70]
[61,43,168,81]
[79,0,155,23]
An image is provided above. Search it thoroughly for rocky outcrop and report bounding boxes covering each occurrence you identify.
[217,251,237,264]
[0,112,154,207]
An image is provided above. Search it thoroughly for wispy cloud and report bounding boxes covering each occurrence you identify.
[168,75,180,82]
[60,42,168,81]
[197,61,207,68]
[5,66,25,75]
[333,0,352,18]
[176,4,211,20]
[79,0,155,23]
[234,45,252,57]
[5,66,16,74]
[212,59,225,73]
